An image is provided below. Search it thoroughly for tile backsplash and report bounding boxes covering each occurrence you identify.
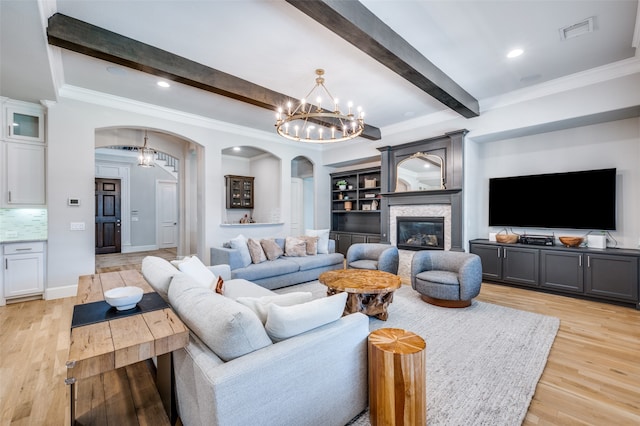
[0,209,48,242]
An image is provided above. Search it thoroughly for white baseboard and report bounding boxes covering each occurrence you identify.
[45,285,77,300]
[122,244,158,253]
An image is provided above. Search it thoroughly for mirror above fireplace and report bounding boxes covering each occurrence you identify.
[395,152,445,191]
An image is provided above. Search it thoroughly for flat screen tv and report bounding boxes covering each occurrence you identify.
[489,168,616,230]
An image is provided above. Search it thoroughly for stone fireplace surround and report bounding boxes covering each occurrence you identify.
[377,130,467,277]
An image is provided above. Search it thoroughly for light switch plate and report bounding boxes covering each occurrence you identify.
[70,222,85,231]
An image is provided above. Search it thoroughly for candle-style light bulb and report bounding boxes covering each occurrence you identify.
[287,101,292,115]
[331,127,336,139]
[318,127,323,139]
[284,122,289,134]
[301,98,306,113]
[347,101,353,115]
[334,98,339,113]
[294,125,299,138]
[316,96,322,111]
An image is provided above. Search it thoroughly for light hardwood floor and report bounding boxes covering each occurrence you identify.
[1,252,639,424]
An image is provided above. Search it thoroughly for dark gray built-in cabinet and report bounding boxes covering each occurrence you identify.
[470,239,640,309]
[330,167,381,256]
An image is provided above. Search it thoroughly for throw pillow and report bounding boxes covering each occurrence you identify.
[305,229,330,254]
[247,238,267,264]
[260,238,284,261]
[236,292,313,324]
[284,236,307,257]
[299,236,318,255]
[168,274,272,361]
[178,256,217,289]
[215,276,225,294]
[229,234,252,268]
[265,292,348,342]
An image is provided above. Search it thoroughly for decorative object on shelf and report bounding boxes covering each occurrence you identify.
[344,201,352,211]
[371,199,378,210]
[275,69,365,143]
[559,236,584,247]
[362,204,371,211]
[364,178,377,188]
[336,179,348,190]
[137,130,155,167]
[348,185,354,190]
[496,230,519,244]
[104,286,143,311]
[338,192,343,200]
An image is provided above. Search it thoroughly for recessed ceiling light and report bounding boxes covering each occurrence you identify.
[507,48,524,59]
[233,147,241,152]
[157,81,170,88]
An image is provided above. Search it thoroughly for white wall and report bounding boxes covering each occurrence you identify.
[45,96,326,297]
[467,117,640,248]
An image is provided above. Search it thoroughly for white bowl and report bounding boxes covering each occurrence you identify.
[104,286,144,311]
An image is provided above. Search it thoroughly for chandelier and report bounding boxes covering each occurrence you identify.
[275,69,364,143]
[137,130,155,167]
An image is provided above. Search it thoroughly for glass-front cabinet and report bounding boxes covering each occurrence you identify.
[225,175,254,209]
[4,101,45,143]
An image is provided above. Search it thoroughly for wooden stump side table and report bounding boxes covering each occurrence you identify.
[368,328,426,426]
[318,269,401,320]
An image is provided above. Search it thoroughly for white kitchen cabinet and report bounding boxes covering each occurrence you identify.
[3,101,45,143]
[3,242,45,299]
[3,141,46,206]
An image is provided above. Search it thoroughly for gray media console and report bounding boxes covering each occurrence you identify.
[469,239,640,310]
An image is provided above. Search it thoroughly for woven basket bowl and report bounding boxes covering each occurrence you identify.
[496,234,519,244]
[559,236,583,247]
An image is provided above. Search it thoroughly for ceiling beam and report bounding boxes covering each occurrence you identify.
[46,13,382,140]
[286,0,480,118]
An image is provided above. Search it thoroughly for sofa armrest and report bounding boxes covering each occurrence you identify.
[174,313,369,426]
[208,264,231,280]
[328,239,336,254]
[210,246,244,270]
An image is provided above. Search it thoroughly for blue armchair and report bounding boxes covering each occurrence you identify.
[411,251,482,308]
[346,243,399,275]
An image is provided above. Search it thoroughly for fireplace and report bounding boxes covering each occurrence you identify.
[396,217,445,251]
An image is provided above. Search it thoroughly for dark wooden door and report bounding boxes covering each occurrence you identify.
[95,178,121,254]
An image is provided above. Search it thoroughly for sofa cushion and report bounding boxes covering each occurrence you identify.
[305,229,330,254]
[223,278,275,299]
[236,292,313,324]
[284,236,307,257]
[168,273,272,361]
[349,259,378,270]
[230,234,252,268]
[265,292,348,342]
[141,256,180,301]
[232,258,300,281]
[247,238,267,264]
[416,270,460,286]
[288,253,344,271]
[178,256,217,289]
[260,239,284,261]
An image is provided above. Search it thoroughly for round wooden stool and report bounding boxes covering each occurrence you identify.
[368,328,426,426]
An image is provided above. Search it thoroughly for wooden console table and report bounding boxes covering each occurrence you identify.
[66,270,189,424]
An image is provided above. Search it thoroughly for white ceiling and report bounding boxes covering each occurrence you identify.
[1,0,639,139]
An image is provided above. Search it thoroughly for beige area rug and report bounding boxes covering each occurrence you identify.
[277,282,560,426]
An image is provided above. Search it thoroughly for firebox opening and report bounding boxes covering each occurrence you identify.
[396,216,445,251]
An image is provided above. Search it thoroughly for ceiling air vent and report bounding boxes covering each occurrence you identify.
[559,17,595,40]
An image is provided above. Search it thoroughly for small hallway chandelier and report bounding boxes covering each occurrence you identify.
[275,69,365,143]
[138,129,155,167]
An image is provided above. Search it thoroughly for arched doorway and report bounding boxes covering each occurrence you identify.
[291,156,315,234]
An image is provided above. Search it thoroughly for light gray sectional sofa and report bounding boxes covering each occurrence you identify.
[210,237,344,290]
[141,256,368,426]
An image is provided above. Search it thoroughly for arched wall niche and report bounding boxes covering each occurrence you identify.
[221,145,282,225]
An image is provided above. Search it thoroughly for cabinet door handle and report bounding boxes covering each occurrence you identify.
[15,248,32,251]
[587,255,590,268]
[504,248,507,259]
[579,255,582,267]
[8,191,11,202]
[497,247,501,258]
[4,259,7,269]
